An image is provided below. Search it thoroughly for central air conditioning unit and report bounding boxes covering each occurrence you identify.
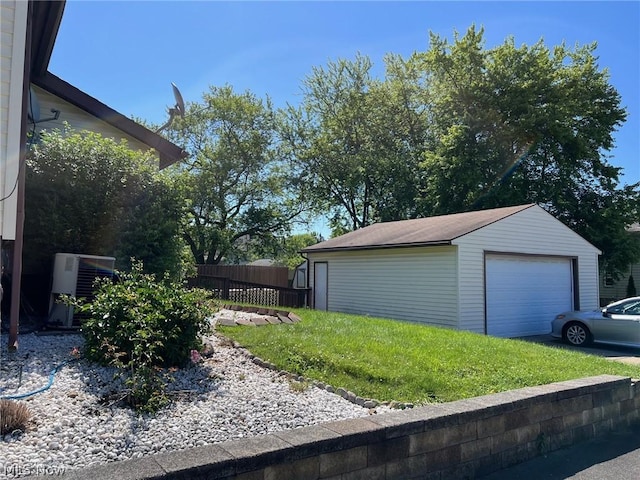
[47,253,116,329]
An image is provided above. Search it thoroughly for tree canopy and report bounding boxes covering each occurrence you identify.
[283,26,639,275]
[413,27,638,274]
[280,54,428,235]
[166,85,304,264]
[24,26,640,281]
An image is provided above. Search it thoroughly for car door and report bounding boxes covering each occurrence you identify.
[591,299,640,346]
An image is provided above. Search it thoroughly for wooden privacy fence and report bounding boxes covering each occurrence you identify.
[195,264,289,288]
[189,275,309,308]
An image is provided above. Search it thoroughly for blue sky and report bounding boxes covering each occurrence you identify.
[50,1,639,191]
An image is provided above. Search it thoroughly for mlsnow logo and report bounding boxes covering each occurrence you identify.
[0,463,65,476]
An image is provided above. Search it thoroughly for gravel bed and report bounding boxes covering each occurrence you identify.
[0,314,389,478]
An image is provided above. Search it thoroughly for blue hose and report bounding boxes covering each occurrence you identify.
[0,358,79,400]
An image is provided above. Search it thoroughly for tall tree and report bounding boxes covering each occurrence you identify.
[280,54,428,234]
[275,232,324,269]
[413,26,639,275]
[252,232,324,269]
[167,85,301,264]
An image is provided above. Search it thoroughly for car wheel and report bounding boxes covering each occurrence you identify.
[563,322,591,346]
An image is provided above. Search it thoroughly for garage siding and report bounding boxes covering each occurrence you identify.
[307,246,459,328]
[454,206,600,333]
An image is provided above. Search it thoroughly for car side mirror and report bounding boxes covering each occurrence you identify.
[602,308,611,318]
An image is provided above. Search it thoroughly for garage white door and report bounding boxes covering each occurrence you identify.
[486,254,573,337]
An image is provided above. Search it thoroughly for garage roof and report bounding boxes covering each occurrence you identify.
[302,204,535,253]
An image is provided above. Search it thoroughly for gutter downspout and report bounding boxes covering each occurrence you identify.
[9,0,33,351]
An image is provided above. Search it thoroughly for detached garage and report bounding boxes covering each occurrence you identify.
[301,204,601,337]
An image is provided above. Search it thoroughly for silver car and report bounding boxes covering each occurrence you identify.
[551,297,640,347]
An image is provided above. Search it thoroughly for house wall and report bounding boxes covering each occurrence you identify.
[600,263,640,306]
[0,0,28,240]
[599,232,640,306]
[31,84,154,153]
[306,245,459,328]
[454,205,601,333]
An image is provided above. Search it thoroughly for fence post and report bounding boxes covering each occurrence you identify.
[298,289,309,308]
[223,277,230,301]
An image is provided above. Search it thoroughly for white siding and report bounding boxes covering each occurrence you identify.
[0,0,27,239]
[454,205,600,333]
[307,246,459,328]
[32,85,153,153]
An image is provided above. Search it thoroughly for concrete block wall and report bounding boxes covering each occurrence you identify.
[44,375,640,480]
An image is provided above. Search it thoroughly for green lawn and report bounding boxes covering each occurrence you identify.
[218,308,640,405]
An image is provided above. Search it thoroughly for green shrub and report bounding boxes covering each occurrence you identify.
[627,275,637,298]
[70,261,218,412]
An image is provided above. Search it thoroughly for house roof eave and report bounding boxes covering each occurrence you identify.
[32,73,188,168]
[30,0,66,77]
[29,0,187,169]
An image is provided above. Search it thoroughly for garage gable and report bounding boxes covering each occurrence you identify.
[454,205,600,336]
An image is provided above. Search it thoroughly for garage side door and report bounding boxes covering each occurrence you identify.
[486,254,573,337]
[313,262,328,311]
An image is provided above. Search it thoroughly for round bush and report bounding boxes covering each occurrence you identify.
[79,262,217,368]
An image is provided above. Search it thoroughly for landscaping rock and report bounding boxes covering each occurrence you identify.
[251,317,270,326]
[278,314,294,324]
[234,318,254,326]
[0,332,390,475]
[217,318,237,327]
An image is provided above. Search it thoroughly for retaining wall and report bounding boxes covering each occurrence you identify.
[40,375,640,480]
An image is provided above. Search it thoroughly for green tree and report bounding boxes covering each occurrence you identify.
[627,274,637,298]
[167,85,302,264]
[413,26,639,275]
[24,127,185,279]
[277,232,323,269]
[280,54,428,234]
[251,232,323,269]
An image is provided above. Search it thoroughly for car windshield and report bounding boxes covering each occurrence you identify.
[607,300,640,315]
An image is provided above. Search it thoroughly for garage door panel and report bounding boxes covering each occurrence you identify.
[486,255,573,337]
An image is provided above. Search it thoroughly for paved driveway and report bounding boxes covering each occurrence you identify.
[479,423,640,480]
[518,334,640,366]
[484,336,640,480]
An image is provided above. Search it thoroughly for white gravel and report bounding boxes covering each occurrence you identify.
[0,313,389,478]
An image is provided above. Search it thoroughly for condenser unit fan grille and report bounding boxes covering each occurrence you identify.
[72,257,115,326]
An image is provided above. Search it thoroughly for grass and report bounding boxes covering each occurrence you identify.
[218,308,640,405]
